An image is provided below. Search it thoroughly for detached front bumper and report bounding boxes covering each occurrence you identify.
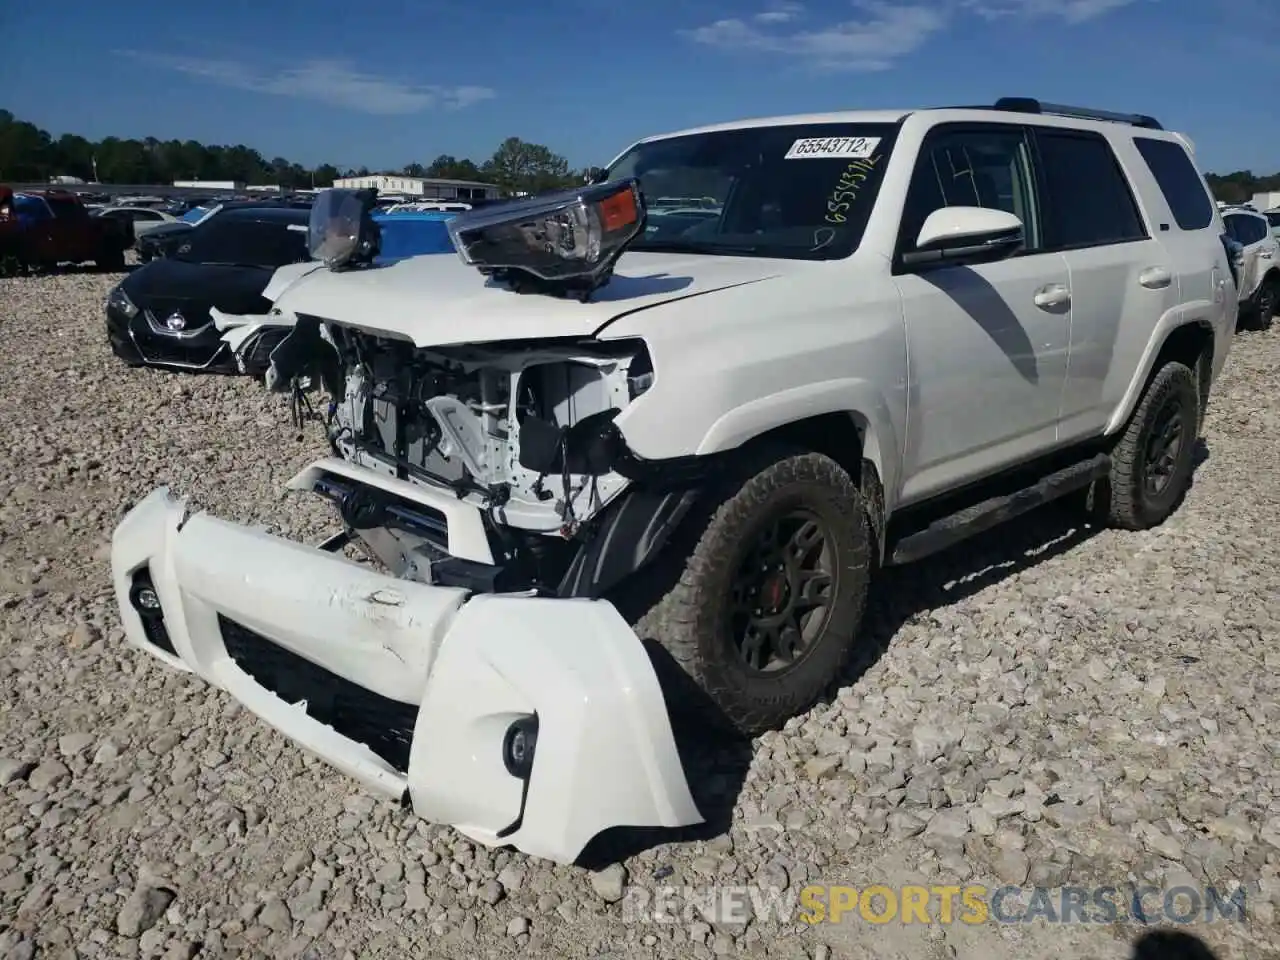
[110,483,701,864]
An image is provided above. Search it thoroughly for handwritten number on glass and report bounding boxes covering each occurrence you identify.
[823,155,881,225]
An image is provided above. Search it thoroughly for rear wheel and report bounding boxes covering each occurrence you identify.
[629,447,872,735]
[1095,360,1199,530]
[1254,276,1278,331]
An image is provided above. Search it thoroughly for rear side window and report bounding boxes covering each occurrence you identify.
[1226,213,1268,245]
[1132,137,1214,230]
[1035,131,1146,249]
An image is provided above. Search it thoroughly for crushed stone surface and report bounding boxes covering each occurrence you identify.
[1,268,1278,959]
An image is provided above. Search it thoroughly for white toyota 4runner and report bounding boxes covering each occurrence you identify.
[111,98,1237,864]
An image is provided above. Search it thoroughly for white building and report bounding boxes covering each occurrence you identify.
[1250,191,1280,212]
[332,174,501,201]
[173,180,242,191]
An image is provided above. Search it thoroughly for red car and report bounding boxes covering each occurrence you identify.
[1,187,132,273]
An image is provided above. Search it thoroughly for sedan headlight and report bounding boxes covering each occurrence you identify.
[107,285,138,319]
[446,178,645,300]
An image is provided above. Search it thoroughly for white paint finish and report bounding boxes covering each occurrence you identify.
[172,514,468,702]
[287,458,496,564]
[895,253,1072,503]
[110,489,698,864]
[410,595,702,861]
[914,206,1023,249]
[1056,239,1178,436]
[263,261,325,301]
[270,249,787,347]
[1223,209,1280,302]
[600,255,909,505]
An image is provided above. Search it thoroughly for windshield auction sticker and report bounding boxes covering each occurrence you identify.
[785,136,881,159]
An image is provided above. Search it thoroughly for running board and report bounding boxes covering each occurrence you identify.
[886,453,1110,566]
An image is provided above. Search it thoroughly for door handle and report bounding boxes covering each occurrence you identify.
[1139,266,1172,289]
[1033,283,1070,309]
[1260,250,1275,260]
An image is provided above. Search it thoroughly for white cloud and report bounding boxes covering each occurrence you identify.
[959,0,1143,23]
[753,2,805,24]
[683,0,1145,69]
[115,51,495,114]
[681,1,948,72]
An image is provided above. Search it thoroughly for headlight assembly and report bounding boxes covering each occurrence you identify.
[107,285,138,319]
[308,188,381,270]
[447,178,646,301]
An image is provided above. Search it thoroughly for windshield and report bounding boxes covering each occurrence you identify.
[607,122,898,260]
[176,216,310,268]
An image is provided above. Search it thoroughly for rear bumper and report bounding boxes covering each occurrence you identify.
[110,483,701,863]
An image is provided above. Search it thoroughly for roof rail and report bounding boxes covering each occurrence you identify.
[992,97,1163,130]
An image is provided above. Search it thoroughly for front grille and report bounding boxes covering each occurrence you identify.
[217,615,418,772]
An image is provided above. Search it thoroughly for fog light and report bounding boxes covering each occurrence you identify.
[129,581,161,615]
[502,716,539,780]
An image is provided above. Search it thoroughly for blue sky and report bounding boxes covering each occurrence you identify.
[6,0,1276,175]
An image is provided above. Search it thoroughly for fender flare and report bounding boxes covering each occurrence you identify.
[1104,306,1218,436]
[693,377,901,511]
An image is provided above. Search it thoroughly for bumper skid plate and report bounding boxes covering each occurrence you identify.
[111,486,702,863]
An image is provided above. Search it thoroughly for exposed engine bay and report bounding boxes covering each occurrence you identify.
[276,319,672,591]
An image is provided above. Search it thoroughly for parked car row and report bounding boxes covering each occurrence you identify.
[102,195,459,374]
[1221,204,1280,325]
[0,187,131,273]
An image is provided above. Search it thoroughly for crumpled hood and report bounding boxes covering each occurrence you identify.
[269,250,794,347]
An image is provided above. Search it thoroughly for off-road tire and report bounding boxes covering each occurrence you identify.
[1096,360,1199,531]
[1253,276,1278,331]
[628,447,871,736]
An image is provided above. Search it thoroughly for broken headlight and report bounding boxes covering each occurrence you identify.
[308,188,381,270]
[446,179,645,300]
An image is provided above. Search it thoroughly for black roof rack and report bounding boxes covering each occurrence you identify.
[991,97,1163,130]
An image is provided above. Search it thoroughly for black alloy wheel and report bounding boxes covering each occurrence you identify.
[728,508,836,673]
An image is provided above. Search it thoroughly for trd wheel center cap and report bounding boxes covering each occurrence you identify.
[761,568,791,613]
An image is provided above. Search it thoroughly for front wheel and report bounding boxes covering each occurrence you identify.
[1095,360,1200,531]
[630,448,871,735]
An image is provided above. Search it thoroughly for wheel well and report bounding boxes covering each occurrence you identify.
[743,412,887,561]
[1152,321,1213,411]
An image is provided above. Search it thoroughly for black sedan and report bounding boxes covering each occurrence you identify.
[106,206,311,374]
[136,220,194,262]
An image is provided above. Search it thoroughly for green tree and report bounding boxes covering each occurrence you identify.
[425,154,485,182]
[481,137,573,195]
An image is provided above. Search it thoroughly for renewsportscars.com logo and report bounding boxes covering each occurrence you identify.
[621,883,1249,926]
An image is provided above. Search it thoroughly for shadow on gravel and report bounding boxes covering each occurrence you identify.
[1130,929,1221,960]
[581,442,1214,869]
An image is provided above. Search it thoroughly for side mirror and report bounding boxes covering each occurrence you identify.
[902,206,1025,268]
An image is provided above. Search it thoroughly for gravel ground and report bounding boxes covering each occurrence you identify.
[1,268,1278,960]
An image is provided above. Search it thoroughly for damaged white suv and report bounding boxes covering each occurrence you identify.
[111,98,1237,864]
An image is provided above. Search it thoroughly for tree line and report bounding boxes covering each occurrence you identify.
[2,108,1276,202]
[0,109,591,196]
